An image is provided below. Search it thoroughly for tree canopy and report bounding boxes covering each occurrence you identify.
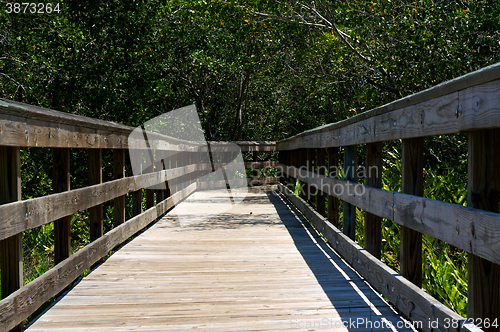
[1,0,499,140]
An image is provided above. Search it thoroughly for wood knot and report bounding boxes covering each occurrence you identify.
[408,301,415,318]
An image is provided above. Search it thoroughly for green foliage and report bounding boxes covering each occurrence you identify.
[378,136,469,317]
[20,148,53,200]
[423,235,468,315]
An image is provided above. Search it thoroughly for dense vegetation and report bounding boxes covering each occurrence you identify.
[1,0,500,319]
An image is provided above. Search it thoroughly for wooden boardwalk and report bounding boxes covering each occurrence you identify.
[26,187,413,332]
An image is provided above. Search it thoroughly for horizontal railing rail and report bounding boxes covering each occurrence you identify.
[0,98,202,151]
[278,62,500,150]
[0,164,205,241]
[279,163,500,266]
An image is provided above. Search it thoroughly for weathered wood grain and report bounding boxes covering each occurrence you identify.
[0,183,196,332]
[280,163,500,266]
[202,141,276,152]
[278,183,482,332]
[233,141,276,152]
[23,186,412,332]
[113,149,126,227]
[277,77,500,150]
[0,164,200,241]
[0,98,202,150]
[281,164,394,221]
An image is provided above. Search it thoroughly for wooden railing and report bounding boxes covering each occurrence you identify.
[236,141,278,186]
[276,62,500,332]
[0,99,276,331]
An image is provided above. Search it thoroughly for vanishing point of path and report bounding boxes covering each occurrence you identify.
[26,187,413,332]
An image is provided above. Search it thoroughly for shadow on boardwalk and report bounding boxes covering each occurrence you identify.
[266,190,411,331]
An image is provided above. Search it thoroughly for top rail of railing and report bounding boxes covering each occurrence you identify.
[0,98,202,151]
[0,98,279,153]
[278,62,500,150]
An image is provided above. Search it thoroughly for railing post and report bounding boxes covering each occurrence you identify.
[193,150,199,188]
[327,147,339,227]
[467,129,500,330]
[253,150,258,182]
[146,154,155,209]
[0,146,23,332]
[343,145,356,240]
[163,156,171,199]
[155,159,165,204]
[278,150,289,185]
[298,148,306,200]
[305,148,312,203]
[171,152,178,194]
[113,149,126,227]
[364,142,383,259]
[132,151,143,217]
[53,148,71,264]
[88,149,103,242]
[315,148,326,217]
[400,138,423,287]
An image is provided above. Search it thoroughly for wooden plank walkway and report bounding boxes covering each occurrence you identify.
[26,187,414,332]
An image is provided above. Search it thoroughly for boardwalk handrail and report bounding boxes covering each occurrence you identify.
[0,98,201,151]
[0,99,277,331]
[276,63,500,332]
[278,62,500,150]
[0,102,202,332]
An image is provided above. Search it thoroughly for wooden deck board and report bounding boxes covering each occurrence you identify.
[26,187,413,332]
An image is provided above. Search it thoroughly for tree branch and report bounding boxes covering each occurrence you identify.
[0,57,26,65]
[291,0,370,62]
